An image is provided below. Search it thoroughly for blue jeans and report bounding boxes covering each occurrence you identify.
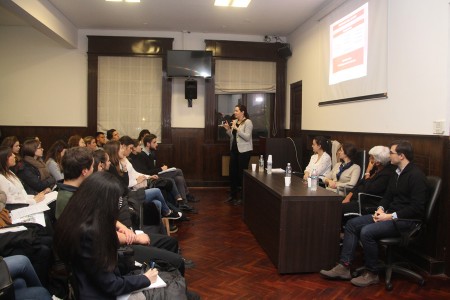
[340,214,417,272]
[144,188,169,215]
[4,255,52,300]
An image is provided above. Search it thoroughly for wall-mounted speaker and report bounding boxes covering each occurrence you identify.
[185,80,197,100]
[277,44,292,58]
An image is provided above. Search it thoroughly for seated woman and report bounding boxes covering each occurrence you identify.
[93,149,111,172]
[303,136,332,180]
[1,136,22,173]
[0,146,46,210]
[342,145,395,215]
[54,172,158,299]
[84,136,98,151]
[3,255,52,300]
[324,142,361,195]
[67,134,86,148]
[104,140,181,220]
[16,139,55,195]
[44,140,68,182]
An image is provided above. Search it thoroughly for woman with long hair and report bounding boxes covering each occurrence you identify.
[223,104,253,205]
[93,149,111,172]
[67,134,86,148]
[104,140,180,219]
[44,139,68,181]
[0,146,45,209]
[15,139,55,195]
[1,136,22,172]
[324,142,361,195]
[54,172,158,299]
[303,136,332,180]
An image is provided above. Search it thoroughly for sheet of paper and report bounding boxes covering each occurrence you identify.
[42,191,58,205]
[158,167,177,175]
[11,212,46,227]
[9,203,50,220]
[117,275,167,300]
[0,225,27,234]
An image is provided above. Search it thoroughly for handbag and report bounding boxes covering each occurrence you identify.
[0,256,15,300]
[0,209,12,228]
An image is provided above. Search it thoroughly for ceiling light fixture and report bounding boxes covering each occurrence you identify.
[106,0,140,2]
[214,0,251,8]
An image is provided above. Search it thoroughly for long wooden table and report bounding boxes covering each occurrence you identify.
[243,170,342,273]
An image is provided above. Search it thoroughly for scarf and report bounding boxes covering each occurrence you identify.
[336,161,354,181]
[23,156,52,181]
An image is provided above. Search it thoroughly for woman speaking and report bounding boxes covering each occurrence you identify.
[223,104,253,205]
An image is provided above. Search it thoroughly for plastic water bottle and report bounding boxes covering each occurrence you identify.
[286,163,292,177]
[267,155,272,174]
[259,155,264,172]
[311,168,318,191]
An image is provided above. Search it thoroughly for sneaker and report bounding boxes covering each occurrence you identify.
[179,204,194,211]
[165,210,182,220]
[169,224,178,234]
[320,263,351,280]
[350,270,379,287]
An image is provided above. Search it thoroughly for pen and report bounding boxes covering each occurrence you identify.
[150,261,155,270]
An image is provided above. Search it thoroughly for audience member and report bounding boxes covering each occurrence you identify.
[96,131,107,149]
[93,149,111,172]
[83,136,97,151]
[55,147,94,219]
[67,135,86,148]
[137,129,151,143]
[1,136,22,172]
[3,255,52,299]
[320,140,429,287]
[323,142,361,195]
[0,146,45,210]
[142,134,197,205]
[16,139,55,195]
[342,146,395,216]
[223,104,253,205]
[44,140,68,182]
[107,129,120,141]
[303,136,332,180]
[54,172,159,299]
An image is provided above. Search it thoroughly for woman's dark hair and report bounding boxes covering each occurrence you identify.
[54,172,122,272]
[341,142,358,162]
[390,140,414,161]
[104,140,122,174]
[67,135,82,148]
[138,129,151,141]
[106,129,117,140]
[45,140,68,166]
[1,136,19,149]
[0,146,15,180]
[93,149,108,172]
[21,139,40,157]
[235,104,250,119]
[313,136,330,153]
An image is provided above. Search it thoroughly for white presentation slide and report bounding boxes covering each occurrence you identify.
[329,2,368,85]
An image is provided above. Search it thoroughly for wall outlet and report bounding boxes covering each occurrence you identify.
[433,120,445,135]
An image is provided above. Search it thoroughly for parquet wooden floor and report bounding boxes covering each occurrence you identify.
[174,187,450,300]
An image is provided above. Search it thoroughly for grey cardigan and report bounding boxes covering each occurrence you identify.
[227,119,254,153]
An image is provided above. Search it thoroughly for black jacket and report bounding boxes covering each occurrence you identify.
[379,163,428,219]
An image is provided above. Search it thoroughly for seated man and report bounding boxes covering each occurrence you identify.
[142,134,197,205]
[342,145,396,216]
[320,140,429,287]
[95,131,106,149]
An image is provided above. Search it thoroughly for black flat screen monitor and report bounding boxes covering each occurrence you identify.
[166,50,212,78]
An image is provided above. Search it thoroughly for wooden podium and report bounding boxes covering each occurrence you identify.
[243,170,342,273]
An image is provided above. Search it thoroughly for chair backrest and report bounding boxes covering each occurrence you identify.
[424,175,442,223]
[353,150,367,181]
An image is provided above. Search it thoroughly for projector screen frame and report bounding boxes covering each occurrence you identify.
[318,92,387,106]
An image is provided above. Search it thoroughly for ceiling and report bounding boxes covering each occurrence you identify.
[0,0,333,37]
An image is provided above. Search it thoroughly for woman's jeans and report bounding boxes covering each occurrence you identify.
[4,255,52,300]
[144,188,169,215]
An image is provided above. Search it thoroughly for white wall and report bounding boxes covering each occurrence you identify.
[286,0,450,136]
[0,26,87,126]
[0,25,265,128]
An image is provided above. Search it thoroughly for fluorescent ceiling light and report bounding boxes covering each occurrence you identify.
[106,0,140,2]
[125,0,140,2]
[214,0,251,8]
